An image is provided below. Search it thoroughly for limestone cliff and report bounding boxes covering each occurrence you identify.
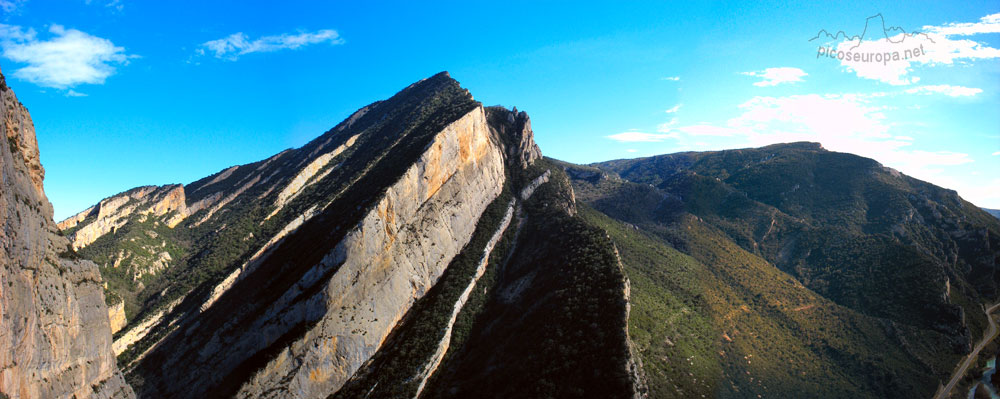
[233,106,505,398]
[64,72,639,399]
[0,66,134,398]
[108,300,127,335]
[59,184,188,250]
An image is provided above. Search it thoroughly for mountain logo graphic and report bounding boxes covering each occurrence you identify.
[809,13,936,51]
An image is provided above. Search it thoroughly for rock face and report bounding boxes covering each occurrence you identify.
[62,72,639,399]
[0,66,134,398]
[230,106,505,398]
[485,106,541,169]
[108,301,127,334]
[59,184,188,250]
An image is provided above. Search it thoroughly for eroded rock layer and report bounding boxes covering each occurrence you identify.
[0,66,134,399]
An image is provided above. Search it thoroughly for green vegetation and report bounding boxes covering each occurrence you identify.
[580,203,959,398]
[114,72,496,398]
[79,211,187,321]
[6,135,18,154]
[419,162,634,398]
[562,141,1000,397]
[332,180,515,398]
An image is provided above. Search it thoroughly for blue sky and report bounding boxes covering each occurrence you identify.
[0,0,998,220]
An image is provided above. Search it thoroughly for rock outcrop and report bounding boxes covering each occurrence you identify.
[59,184,188,250]
[0,66,134,398]
[486,106,541,169]
[64,72,639,399]
[108,300,127,335]
[234,106,505,398]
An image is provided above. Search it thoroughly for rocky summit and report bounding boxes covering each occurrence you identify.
[2,69,998,399]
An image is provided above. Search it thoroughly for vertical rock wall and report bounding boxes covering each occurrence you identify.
[0,67,134,399]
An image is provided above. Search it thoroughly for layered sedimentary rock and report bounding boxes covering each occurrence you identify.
[66,72,639,399]
[59,184,188,249]
[105,72,511,398]
[234,106,505,398]
[0,66,134,398]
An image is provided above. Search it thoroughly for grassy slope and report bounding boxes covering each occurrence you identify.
[579,204,959,398]
[593,144,1000,345]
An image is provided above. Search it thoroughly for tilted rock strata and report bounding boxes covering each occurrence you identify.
[268,133,360,219]
[60,184,188,249]
[0,66,134,399]
[413,200,516,398]
[131,102,506,398]
[233,106,506,398]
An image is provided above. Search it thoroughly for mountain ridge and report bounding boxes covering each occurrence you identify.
[40,72,999,399]
[54,71,641,398]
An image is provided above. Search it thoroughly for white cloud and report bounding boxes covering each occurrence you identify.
[0,24,133,89]
[729,94,890,140]
[0,23,33,41]
[954,178,1000,208]
[65,89,87,97]
[653,93,975,190]
[606,131,675,142]
[992,151,1000,156]
[0,0,25,13]
[661,76,680,81]
[676,124,745,137]
[664,104,682,114]
[656,117,678,132]
[821,13,1000,85]
[923,12,1000,37]
[198,29,343,60]
[740,67,807,87]
[904,84,982,97]
[626,149,638,153]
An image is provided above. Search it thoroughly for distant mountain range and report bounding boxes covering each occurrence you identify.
[3,70,998,398]
[983,208,1000,220]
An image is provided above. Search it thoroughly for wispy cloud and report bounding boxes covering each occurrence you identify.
[992,151,1000,156]
[904,84,983,97]
[606,131,675,142]
[0,24,134,89]
[0,0,25,14]
[656,117,678,132]
[83,0,124,11]
[661,76,680,81]
[65,89,87,97]
[664,104,682,114]
[676,124,745,137]
[740,67,807,87]
[197,29,343,61]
